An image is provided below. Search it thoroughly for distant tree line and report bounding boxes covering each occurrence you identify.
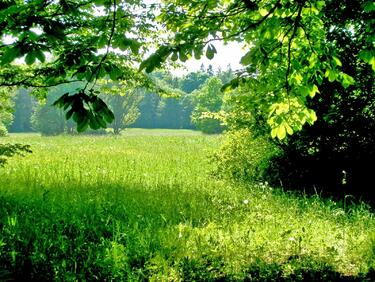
[4,65,234,136]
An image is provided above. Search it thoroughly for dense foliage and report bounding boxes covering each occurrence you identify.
[264,4,375,201]
[7,68,223,134]
[191,77,224,134]
[8,89,35,133]
[0,87,15,136]
[0,0,154,130]
[142,0,373,141]
[206,0,375,202]
[2,0,373,136]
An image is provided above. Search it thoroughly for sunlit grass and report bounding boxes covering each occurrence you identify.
[0,131,374,281]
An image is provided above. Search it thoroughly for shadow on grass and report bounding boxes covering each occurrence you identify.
[0,182,214,281]
[0,182,373,281]
[179,255,375,281]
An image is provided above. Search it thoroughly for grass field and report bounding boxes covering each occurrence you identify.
[0,130,374,281]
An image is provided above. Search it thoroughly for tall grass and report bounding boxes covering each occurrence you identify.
[0,130,374,281]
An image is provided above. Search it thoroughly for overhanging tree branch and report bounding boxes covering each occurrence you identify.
[84,0,117,91]
[285,2,304,95]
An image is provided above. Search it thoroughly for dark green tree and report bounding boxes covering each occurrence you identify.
[262,0,375,201]
[100,81,143,134]
[191,77,224,134]
[132,92,161,129]
[157,98,183,129]
[0,87,15,136]
[209,0,375,201]
[9,88,35,133]
[31,91,66,136]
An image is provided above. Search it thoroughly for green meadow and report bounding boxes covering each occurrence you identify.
[0,130,374,281]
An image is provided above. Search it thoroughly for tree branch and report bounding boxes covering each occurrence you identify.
[0,79,80,88]
[285,2,304,95]
[84,0,117,91]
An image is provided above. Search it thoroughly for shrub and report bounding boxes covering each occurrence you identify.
[211,128,280,182]
[261,13,375,202]
[31,104,65,136]
[212,1,375,204]
[0,123,8,137]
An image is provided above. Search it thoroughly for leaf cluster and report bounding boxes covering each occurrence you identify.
[53,90,115,132]
[0,143,32,167]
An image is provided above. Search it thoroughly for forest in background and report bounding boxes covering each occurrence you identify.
[6,65,233,135]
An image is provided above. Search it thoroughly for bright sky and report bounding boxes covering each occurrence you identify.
[172,41,245,76]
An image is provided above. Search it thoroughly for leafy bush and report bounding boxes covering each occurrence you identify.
[191,113,222,134]
[191,77,224,134]
[264,81,375,201]
[260,3,375,202]
[211,128,280,182]
[0,123,8,137]
[0,86,15,136]
[31,103,66,136]
[213,1,375,204]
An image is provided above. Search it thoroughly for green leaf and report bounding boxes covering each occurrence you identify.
[306,109,317,125]
[285,123,293,135]
[309,84,320,98]
[363,1,375,12]
[129,40,141,54]
[85,67,93,81]
[277,124,286,140]
[371,57,375,72]
[308,53,318,68]
[332,56,342,67]
[259,8,268,16]
[109,65,122,80]
[97,35,107,48]
[340,73,355,88]
[358,49,373,62]
[194,47,203,60]
[1,47,21,65]
[28,31,38,41]
[358,49,375,71]
[25,52,36,65]
[206,44,216,60]
[35,50,45,63]
[77,117,89,132]
[65,108,74,120]
[325,68,337,82]
[179,50,188,62]
[240,51,252,66]
[171,52,178,61]
[140,47,169,72]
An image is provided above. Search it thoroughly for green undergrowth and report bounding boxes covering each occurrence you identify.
[0,132,374,281]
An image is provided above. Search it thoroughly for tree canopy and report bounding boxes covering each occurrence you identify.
[144,0,374,138]
[0,0,154,131]
[0,0,374,137]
